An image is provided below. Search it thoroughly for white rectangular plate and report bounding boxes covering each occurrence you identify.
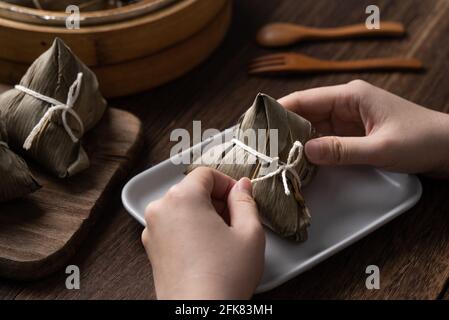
[122,131,422,293]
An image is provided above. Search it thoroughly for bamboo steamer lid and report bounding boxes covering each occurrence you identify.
[0,0,232,98]
[0,0,227,66]
[0,0,178,26]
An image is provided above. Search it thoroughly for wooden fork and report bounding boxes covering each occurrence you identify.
[248,53,423,75]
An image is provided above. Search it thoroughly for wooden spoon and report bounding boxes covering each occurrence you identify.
[257,22,405,47]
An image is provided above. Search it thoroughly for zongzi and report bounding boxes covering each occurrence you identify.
[187,93,316,241]
[0,38,107,178]
[0,116,40,202]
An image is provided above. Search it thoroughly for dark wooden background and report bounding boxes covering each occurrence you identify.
[1,0,449,299]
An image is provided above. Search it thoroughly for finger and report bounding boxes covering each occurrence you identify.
[278,84,348,120]
[305,136,379,166]
[278,81,368,123]
[181,167,237,201]
[227,178,261,231]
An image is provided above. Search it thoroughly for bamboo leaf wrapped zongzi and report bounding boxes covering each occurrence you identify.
[0,38,107,178]
[187,93,316,241]
[0,117,40,202]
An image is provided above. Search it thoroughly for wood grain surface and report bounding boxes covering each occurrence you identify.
[0,108,143,281]
[1,0,449,299]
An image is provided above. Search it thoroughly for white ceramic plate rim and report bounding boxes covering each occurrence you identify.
[122,130,422,293]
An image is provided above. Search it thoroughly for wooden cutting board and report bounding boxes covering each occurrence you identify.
[0,107,143,280]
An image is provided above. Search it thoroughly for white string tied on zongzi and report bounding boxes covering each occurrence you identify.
[0,141,8,148]
[15,72,85,150]
[231,138,304,196]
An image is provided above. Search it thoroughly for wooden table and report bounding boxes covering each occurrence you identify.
[1,0,449,299]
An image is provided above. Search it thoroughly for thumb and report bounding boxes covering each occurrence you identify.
[227,178,261,231]
[305,136,377,166]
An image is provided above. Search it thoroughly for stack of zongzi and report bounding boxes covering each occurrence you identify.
[0,38,107,178]
[187,93,316,241]
[0,116,40,202]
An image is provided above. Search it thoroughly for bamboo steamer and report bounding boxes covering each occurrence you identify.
[0,0,232,97]
[0,0,227,66]
[96,2,232,97]
[0,0,178,26]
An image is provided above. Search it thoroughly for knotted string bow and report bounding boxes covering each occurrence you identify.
[231,138,304,196]
[15,72,84,150]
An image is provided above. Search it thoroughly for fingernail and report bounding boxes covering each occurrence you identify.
[235,177,253,195]
[305,140,324,161]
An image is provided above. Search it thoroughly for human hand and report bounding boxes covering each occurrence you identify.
[141,167,265,300]
[279,80,449,176]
